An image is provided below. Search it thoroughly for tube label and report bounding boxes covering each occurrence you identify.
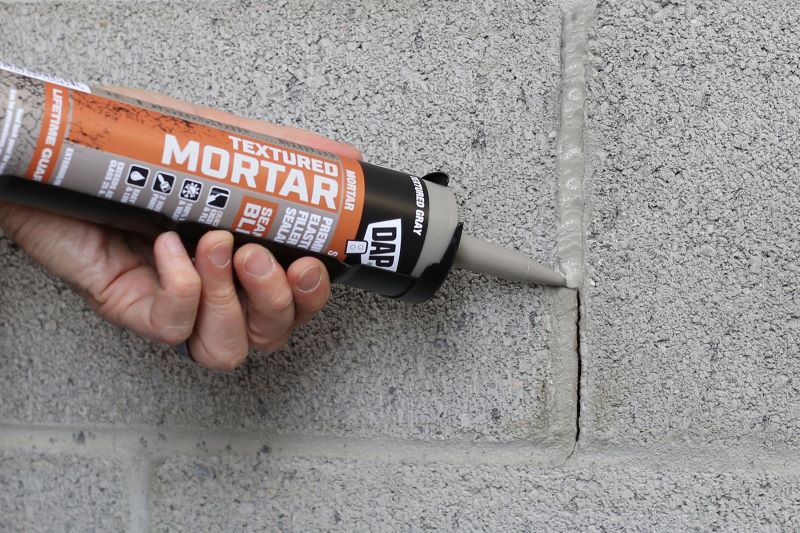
[0,65,431,277]
[0,67,368,261]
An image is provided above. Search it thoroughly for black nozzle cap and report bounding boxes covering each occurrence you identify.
[394,223,463,303]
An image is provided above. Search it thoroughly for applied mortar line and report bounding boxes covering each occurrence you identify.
[555,0,593,288]
[556,0,594,465]
[544,288,579,442]
[4,423,800,474]
[0,423,574,467]
[571,443,800,474]
[127,454,152,533]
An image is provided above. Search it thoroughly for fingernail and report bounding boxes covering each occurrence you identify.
[164,232,185,256]
[297,265,322,292]
[209,241,231,268]
[245,248,275,278]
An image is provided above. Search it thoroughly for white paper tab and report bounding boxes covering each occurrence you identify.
[0,61,91,93]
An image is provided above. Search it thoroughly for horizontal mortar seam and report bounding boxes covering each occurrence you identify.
[0,0,167,4]
[4,423,800,474]
[0,422,575,467]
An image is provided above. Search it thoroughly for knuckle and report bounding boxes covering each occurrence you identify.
[251,332,290,354]
[204,283,238,305]
[156,326,192,346]
[188,335,248,372]
[248,332,273,350]
[201,345,248,372]
[267,288,294,315]
[246,324,276,347]
[172,272,202,299]
[208,353,247,372]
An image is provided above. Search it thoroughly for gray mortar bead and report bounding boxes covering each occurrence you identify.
[0,0,575,443]
[583,0,800,447]
[0,450,127,532]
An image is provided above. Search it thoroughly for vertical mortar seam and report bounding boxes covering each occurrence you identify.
[571,290,582,457]
[556,0,594,460]
[128,451,153,533]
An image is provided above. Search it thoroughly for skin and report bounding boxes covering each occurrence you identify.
[0,87,362,372]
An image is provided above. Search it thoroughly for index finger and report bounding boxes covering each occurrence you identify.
[103,86,363,161]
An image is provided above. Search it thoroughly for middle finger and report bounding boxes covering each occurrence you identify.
[189,231,249,370]
[233,244,296,352]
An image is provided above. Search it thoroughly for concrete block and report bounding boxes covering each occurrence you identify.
[151,453,800,531]
[583,0,800,446]
[0,0,575,443]
[0,449,127,532]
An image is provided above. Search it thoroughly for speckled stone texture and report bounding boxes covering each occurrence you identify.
[583,0,800,447]
[0,450,127,532]
[6,0,800,530]
[0,0,575,443]
[151,453,800,531]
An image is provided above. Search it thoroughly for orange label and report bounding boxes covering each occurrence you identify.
[67,91,366,258]
[25,83,69,183]
[233,196,279,239]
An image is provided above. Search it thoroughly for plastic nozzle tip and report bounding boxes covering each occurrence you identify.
[454,234,567,287]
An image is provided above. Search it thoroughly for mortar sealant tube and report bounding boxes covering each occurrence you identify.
[0,61,564,304]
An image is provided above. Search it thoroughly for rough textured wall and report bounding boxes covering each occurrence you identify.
[1,0,799,531]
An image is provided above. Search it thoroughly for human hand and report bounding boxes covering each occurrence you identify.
[0,87,362,371]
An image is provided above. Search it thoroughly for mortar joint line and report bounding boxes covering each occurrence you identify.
[128,452,154,533]
[556,0,595,464]
[565,290,582,465]
[0,422,575,467]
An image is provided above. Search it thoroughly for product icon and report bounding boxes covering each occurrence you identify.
[346,240,368,255]
[152,172,176,195]
[179,179,203,202]
[126,165,150,187]
[207,186,230,209]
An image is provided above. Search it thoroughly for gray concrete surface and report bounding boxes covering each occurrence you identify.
[3,0,800,530]
[582,0,800,448]
[151,453,800,531]
[0,449,127,532]
[0,0,577,445]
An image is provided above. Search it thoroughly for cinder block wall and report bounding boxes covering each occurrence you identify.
[2,0,799,530]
